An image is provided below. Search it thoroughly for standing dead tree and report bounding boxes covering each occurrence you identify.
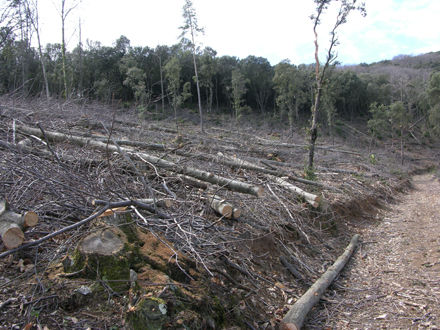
[307,0,366,170]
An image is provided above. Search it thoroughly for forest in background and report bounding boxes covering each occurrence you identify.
[1,0,440,139]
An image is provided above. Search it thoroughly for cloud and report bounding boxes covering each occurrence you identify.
[35,0,440,66]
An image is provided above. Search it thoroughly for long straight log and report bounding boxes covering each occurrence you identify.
[17,125,263,197]
[255,138,361,155]
[279,234,360,330]
[271,176,320,208]
[190,152,328,189]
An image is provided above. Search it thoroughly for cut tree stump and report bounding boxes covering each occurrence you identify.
[63,211,138,291]
[0,198,38,249]
[279,234,360,330]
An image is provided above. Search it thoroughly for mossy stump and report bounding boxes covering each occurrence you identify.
[126,297,167,330]
[66,227,131,291]
[63,211,140,292]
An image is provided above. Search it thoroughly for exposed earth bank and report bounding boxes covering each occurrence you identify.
[305,173,440,329]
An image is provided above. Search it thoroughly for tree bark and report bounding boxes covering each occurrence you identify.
[17,125,263,197]
[279,234,360,330]
[207,196,233,218]
[308,88,320,170]
[0,203,110,260]
[272,176,320,208]
[0,198,38,249]
[207,195,240,219]
[280,255,303,280]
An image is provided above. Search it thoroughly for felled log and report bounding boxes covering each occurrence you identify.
[0,199,38,249]
[136,198,173,208]
[93,200,172,220]
[255,138,362,155]
[0,204,110,260]
[208,152,328,189]
[271,176,320,208]
[279,256,303,280]
[232,207,241,218]
[178,175,208,190]
[206,195,241,219]
[279,234,360,330]
[17,125,263,197]
[215,152,295,178]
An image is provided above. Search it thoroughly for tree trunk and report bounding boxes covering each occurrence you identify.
[16,125,264,197]
[61,0,68,98]
[30,0,50,99]
[272,176,320,208]
[279,234,360,330]
[192,41,204,133]
[159,57,165,113]
[401,126,404,165]
[308,88,321,169]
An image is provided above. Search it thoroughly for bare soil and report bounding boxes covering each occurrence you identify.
[305,173,440,329]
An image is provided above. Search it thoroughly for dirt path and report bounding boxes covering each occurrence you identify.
[307,174,440,329]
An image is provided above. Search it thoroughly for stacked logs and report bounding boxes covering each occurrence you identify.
[0,199,38,249]
[206,195,241,219]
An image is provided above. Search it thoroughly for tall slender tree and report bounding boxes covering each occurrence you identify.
[153,45,168,114]
[54,0,82,98]
[164,56,182,117]
[26,0,50,98]
[179,0,205,133]
[307,0,366,170]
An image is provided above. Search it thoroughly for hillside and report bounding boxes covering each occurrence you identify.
[0,96,439,329]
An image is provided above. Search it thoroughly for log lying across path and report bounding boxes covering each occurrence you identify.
[279,234,360,330]
[16,125,264,198]
[0,198,38,249]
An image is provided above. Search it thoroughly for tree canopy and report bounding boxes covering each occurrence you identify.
[0,0,439,140]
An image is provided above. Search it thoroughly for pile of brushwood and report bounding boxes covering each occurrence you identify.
[0,97,432,330]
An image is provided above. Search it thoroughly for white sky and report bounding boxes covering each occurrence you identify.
[35,0,440,66]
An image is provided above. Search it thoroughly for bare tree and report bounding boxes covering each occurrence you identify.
[179,0,205,133]
[153,45,168,114]
[25,0,50,98]
[307,0,366,170]
[0,0,23,48]
[52,0,82,98]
